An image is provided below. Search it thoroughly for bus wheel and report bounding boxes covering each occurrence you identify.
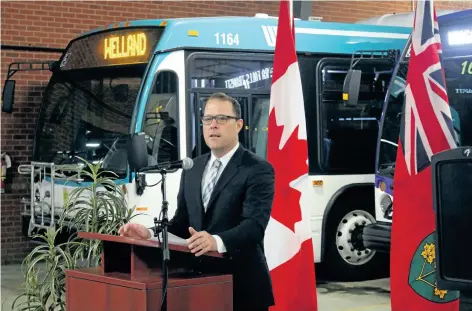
[336,209,375,265]
[324,205,389,281]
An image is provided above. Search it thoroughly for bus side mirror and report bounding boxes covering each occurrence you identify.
[127,132,149,172]
[343,69,361,107]
[2,80,16,113]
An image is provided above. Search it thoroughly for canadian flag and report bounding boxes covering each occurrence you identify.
[264,1,318,311]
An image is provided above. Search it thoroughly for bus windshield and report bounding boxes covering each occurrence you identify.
[377,52,472,178]
[32,26,165,176]
[33,67,145,176]
[442,55,472,146]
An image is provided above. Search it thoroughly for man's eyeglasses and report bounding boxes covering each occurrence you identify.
[201,115,239,125]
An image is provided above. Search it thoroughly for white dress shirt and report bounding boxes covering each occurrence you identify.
[202,142,240,253]
[149,142,240,254]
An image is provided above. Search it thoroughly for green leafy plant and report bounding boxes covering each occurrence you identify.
[12,158,138,311]
[11,227,83,311]
[59,158,137,267]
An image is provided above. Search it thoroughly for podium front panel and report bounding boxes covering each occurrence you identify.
[66,267,233,311]
[67,276,108,311]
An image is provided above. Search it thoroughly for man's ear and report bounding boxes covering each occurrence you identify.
[236,119,244,132]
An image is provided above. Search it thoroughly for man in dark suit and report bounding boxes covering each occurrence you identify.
[119,92,275,311]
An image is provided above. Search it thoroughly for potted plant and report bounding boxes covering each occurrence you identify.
[10,227,82,311]
[11,158,138,311]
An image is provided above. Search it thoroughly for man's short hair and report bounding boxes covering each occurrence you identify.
[203,92,242,119]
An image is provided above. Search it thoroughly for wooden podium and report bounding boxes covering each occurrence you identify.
[65,232,233,311]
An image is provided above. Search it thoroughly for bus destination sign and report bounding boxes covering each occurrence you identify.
[59,27,163,71]
[104,32,147,60]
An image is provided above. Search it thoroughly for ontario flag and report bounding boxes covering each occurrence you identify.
[390,0,460,310]
[263,1,318,311]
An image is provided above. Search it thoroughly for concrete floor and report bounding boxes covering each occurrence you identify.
[316,278,390,311]
[1,264,391,311]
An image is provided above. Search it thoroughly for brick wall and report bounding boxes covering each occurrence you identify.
[1,0,471,264]
[312,1,472,23]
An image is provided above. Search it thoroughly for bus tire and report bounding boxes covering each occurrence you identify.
[323,202,389,281]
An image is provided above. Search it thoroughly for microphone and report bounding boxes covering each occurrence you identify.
[139,158,194,172]
[159,158,194,170]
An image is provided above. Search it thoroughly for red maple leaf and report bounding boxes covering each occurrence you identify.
[267,108,308,232]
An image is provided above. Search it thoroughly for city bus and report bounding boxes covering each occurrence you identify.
[359,9,472,252]
[2,14,411,279]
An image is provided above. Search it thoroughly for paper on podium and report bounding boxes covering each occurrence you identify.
[150,232,189,247]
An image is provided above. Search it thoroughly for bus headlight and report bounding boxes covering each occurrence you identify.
[380,194,392,212]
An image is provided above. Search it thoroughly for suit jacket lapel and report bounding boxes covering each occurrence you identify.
[205,146,244,215]
[192,154,209,231]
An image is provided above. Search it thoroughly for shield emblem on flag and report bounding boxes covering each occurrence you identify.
[408,232,460,303]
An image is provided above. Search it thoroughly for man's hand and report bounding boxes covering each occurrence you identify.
[118,223,151,240]
[187,227,217,256]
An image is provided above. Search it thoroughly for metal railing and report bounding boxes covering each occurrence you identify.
[18,162,84,235]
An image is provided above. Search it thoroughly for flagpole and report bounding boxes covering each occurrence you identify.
[288,0,295,45]
[289,0,293,28]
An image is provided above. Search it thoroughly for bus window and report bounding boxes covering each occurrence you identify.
[377,54,472,179]
[191,94,248,157]
[187,53,272,157]
[142,71,179,165]
[250,96,270,159]
[189,56,273,90]
[318,60,392,174]
[377,63,408,178]
[298,55,321,174]
[443,55,472,147]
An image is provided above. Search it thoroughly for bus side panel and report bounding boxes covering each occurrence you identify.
[308,174,375,262]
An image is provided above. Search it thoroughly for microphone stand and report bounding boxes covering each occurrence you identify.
[136,160,190,311]
[154,168,169,311]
